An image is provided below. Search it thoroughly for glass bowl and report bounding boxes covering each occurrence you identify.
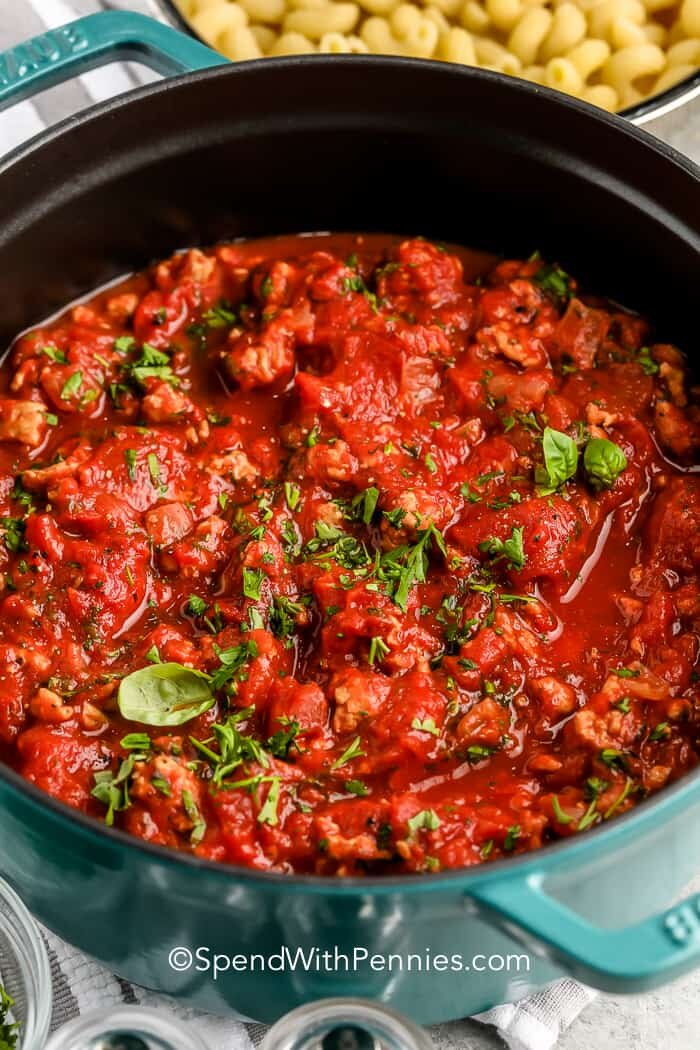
[44,1006,208,1050]
[260,998,435,1050]
[0,876,52,1050]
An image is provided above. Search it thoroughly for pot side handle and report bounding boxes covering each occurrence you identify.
[471,873,700,992]
[0,11,224,115]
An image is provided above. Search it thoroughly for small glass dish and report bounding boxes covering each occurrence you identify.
[44,1006,208,1050]
[0,876,52,1050]
[261,998,434,1050]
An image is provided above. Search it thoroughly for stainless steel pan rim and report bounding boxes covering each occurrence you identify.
[152,0,700,127]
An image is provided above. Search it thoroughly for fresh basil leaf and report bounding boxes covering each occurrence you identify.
[535,427,578,490]
[583,437,627,490]
[118,662,214,726]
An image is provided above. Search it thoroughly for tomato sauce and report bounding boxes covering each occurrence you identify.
[0,233,698,875]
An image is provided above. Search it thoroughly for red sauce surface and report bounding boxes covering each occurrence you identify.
[1,233,699,875]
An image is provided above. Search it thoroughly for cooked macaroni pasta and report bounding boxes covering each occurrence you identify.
[175,0,700,110]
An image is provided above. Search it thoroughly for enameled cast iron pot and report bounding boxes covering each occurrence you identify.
[0,12,699,1025]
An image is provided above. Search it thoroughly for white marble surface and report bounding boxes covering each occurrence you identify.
[643,101,700,164]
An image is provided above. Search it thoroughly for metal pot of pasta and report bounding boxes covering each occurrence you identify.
[153,0,700,123]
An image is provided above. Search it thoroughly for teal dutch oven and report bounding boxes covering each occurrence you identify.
[0,11,699,1025]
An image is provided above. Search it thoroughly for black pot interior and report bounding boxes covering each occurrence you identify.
[0,59,698,357]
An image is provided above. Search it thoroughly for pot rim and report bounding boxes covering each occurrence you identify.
[1,55,698,180]
[0,56,698,894]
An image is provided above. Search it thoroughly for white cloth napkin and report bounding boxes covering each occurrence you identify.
[42,923,596,1048]
[0,1,595,1046]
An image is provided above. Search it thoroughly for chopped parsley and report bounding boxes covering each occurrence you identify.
[60,370,83,400]
[577,798,600,832]
[0,518,26,555]
[379,523,447,612]
[114,335,136,353]
[126,343,176,387]
[637,346,659,375]
[603,777,634,819]
[411,716,439,737]
[151,775,171,797]
[210,639,258,692]
[121,733,151,752]
[146,644,161,664]
[284,481,301,511]
[92,753,141,825]
[350,486,380,525]
[533,262,572,304]
[407,809,440,836]
[182,789,206,844]
[124,448,138,481]
[304,522,370,571]
[147,452,161,488]
[600,748,625,769]
[186,594,208,617]
[368,636,390,665]
[267,718,301,759]
[466,744,494,762]
[258,776,281,826]
[649,722,670,741]
[613,667,640,679]
[383,507,406,528]
[40,344,67,363]
[503,824,521,851]
[0,984,19,1049]
[190,706,268,788]
[551,795,574,825]
[269,594,307,640]
[331,735,365,770]
[242,567,265,601]
[478,526,526,571]
[460,482,481,504]
[203,302,237,328]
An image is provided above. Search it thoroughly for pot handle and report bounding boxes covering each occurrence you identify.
[0,11,224,114]
[471,873,700,992]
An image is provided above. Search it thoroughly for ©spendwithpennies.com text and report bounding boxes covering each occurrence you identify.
[168,945,532,980]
